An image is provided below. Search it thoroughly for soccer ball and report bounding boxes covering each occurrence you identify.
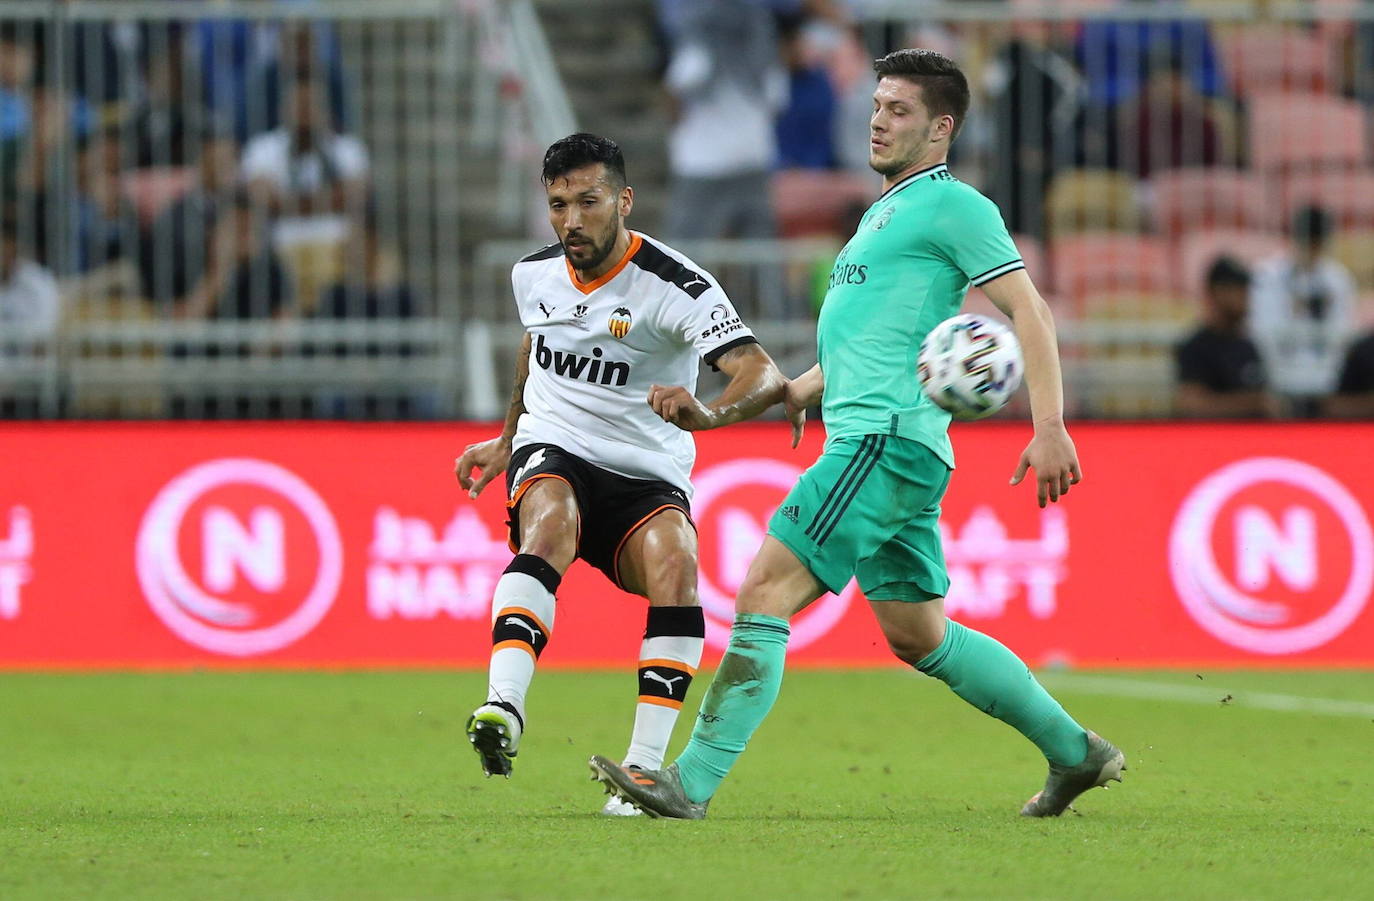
[917,313,1023,421]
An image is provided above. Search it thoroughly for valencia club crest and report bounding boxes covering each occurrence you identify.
[608,307,633,339]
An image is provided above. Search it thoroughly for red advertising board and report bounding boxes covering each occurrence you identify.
[2,422,1372,669]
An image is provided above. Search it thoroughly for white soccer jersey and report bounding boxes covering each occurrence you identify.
[510,231,757,497]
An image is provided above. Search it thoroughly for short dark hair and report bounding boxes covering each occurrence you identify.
[541,133,626,190]
[1206,256,1250,290]
[873,49,970,137]
[1292,205,1332,246]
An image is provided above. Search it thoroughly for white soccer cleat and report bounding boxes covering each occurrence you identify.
[599,795,644,817]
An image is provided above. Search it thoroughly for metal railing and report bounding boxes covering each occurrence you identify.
[4,2,1374,419]
[1,0,475,418]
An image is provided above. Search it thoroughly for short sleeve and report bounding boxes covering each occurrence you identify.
[509,264,531,328]
[664,282,758,370]
[932,189,1024,287]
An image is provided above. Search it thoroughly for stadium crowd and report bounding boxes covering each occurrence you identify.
[652,0,1374,418]
[0,12,417,349]
[3,0,1374,419]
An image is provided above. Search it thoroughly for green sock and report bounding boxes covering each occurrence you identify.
[917,619,1087,767]
[675,613,790,804]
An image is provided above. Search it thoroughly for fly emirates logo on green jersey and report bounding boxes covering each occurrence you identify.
[828,243,868,289]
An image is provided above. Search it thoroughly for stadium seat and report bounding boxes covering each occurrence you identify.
[1080,291,1195,323]
[770,169,880,239]
[1045,169,1143,236]
[1218,27,1336,95]
[1050,234,1174,304]
[1175,228,1290,297]
[1331,229,1374,292]
[1279,170,1374,229]
[1247,91,1368,172]
[1149,167,1277,236]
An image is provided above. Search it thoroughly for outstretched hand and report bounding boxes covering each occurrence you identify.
[1010,425,1082,508]
[648,384,717,431]
[455,435,513,500]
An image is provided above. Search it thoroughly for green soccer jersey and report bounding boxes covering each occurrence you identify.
[816,163,1023,467]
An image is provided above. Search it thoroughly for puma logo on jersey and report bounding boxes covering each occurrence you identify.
[643,670,686,696]
[533,334,630,387]
[683,275,708,290]
[539,302,555,318]
[504,616,542,644]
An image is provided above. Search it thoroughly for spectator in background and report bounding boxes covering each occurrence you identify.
[70,122,140,276]
[1326,333,1374,418]
[1,21,36,200]
[1074,3,1225,109]
[1249,206,1357,417]
[984,17,1082,237]
[1073,4,1229,169]
[29,1,142,113]
[128,30,227,168]
[1174,256,1276,418]
[0,211,60,339]
[242,71,368,241]
[315,203,418,324]
[662,0,785,240]
[314,204,433,417]
[194,13,352,142]
[249,21,354,142]
[1,19,90,215]
[139,128,240,311]
[775,14,837,170]
[177,189,291,321]
[1118,54,1229,178]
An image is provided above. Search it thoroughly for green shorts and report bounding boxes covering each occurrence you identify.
[767,434,952,603]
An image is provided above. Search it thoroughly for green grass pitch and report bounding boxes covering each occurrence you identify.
[3,668,1372,900]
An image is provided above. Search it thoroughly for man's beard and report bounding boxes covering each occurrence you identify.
[869,154,908,177]
[565,214,620,273]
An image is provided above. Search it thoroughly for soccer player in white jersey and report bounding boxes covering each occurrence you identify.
[455,134,800,814]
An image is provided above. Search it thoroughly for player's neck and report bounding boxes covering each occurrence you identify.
[573,228,635,284]
[881,151,949,194]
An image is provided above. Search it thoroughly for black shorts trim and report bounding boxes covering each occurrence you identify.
[506,443,694,590]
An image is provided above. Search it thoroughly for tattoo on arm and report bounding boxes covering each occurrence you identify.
[502,336,532,438]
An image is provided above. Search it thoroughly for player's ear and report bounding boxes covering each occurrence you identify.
[618,185,634,217]
[934,114,955,142]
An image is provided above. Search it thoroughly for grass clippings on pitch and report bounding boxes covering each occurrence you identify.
[3,669,1372,900]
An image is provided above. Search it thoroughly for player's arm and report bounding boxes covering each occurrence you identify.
[455,332,531,499]
[980,269,1081,508]
[648,343,804,446]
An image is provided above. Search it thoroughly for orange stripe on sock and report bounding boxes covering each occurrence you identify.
[638,659,697,677]
[493,639,537,662]
[637,696,684,710]
[497,606,552,638]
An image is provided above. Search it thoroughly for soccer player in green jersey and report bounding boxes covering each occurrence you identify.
[591,49,1124,818]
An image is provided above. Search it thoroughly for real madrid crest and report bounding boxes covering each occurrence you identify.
[872,205,894,230]
[608,306,633,339]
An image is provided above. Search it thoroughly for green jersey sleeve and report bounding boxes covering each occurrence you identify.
[931,188,1024,287]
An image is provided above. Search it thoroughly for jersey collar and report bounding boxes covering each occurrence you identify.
[566,232,643,295]
[877,163,949,202]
